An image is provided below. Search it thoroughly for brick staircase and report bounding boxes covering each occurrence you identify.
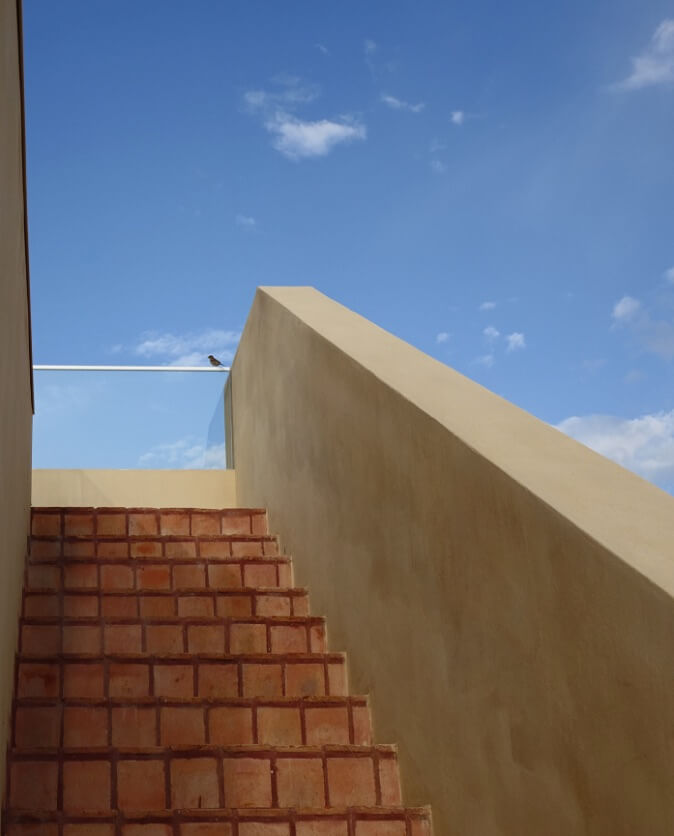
[4,507,433,836]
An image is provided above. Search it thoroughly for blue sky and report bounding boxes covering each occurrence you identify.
[23,1,674,490]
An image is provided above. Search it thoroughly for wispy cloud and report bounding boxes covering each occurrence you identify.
[429,138,447,153]
[611,295,674,359]
[235,214,256,229]
[506,332,526,352]
[316,43,329,55]
[364,39,377,55]
[556,411,674,490]
[380,94,425,113]
[430,159,447,175]
[614,19,674,90]
[450,110,465,125]
[612,295,641,323]
[134,329,240,367]
[472,354,495,368]
[479,301,496,311]
[139,438,226,469]
[436,332,450,343]
[664,266,674,284]
[244,76,319,111]
[483,325,500,342]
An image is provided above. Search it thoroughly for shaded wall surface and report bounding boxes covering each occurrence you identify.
[231,287,674,836]
[0,0,33,803]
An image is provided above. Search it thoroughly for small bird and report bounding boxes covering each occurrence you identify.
[208,355,224,367]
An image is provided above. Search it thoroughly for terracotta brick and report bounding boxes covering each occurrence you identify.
[379,757,402,805]
[104,624,142,654]
[132,541,163,559]
[352,705,372,745]
[154,664,193,698]
[109,663,150,698]
[243,564,276,588]
[277,563,293,587]
[64,513,94,536]
[137,565,170,589]
[355,823,406,836]
[22,624,60,655]
[63,706,108,746]
[221,514,250,535]
[208,706,254,744]
[171,758,220,808]
[123,826,172,836]
[32,512,61,536]
[102,595,137,617]
[178,595,214,617]
[10,760,58,809]
[208,564,241,588]
[188,625,225,654]
[230,623,266,654]
[118,759,166,810]
[285,664,325,697]
[181,824,233,836]
[112,705,157,746]
[30,539,61,560]
[166,540,197,558]
[222,757,271,807]
[64,564,98,589]
[239,825,289,836]
[64,594,99,617]
[9,824,58,836]
[161,706,205,745]
[98,541,129,558]
[276,757,325,807]
[18,662,60,698]
[310,623,326,653]
[200,541,231,559]
[232,540,263,557]
[250,512,268,535]
[257,706,301,745]
[65,826,115,836]
[26,565,60,590]
[327,663,347,696]
[139,595,175,617]
[63,760,111,811]
[63,540,95,558]
[96,512,126,536]
[24,593,59,617]
[63,624,101,654]
[15,705,60,747]
[305,707,350,745]
[173,564,205,587]
[198,663,238,698]
[191,512,220,535]
[64,663,105,698]
[263,540,279,557]
[216,595,253,617]
[242,664,283,697]
[327,757,376,806]
[160,512,190,535]
[270,625,307,654]
[101,564,134,590]
[256,595,291,617]
[146,624,184,654]
[408,818,432,836]
[296,822,348,836]
[129,513,158,536]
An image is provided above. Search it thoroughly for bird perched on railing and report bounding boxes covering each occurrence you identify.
[208,355,224,367]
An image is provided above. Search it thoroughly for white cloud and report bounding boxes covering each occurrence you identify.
[614,19,674,90]
[380,94,425,113]
[506,332,526,352]
[556,411,674,490]
[134,329,240,367]
[664,266,674,284]
[430,159,447,175]
[267,114,366,160]
[483,325,500,342]
[364,39,377,55]
[612,295,641,322]
[316,43,329,55]
[139,438,226,469]
[479,301,496,311]
[235,214,256,228]
[436,332,450,343]
[244,78,319,112]
[451,110,465,125]
[473,354,494,368]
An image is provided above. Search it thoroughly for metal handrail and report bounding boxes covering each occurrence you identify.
[33,364,230,372]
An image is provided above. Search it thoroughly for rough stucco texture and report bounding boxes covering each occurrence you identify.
[0,0,33,805]
[231,287,674,836]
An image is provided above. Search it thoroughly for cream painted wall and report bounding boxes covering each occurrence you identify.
[0,0,33,804]
[32,469,237,509]
[232,287,674,836]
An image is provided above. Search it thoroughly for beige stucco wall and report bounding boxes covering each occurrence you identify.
[231,287,674,836]
[32,469,237,509]
[0,0,33,804]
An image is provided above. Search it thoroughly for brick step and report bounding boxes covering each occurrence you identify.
[13,696,372,748]
[20,616,327,656]
[18,653,348,699]
[30,534,280,562]
[5,805,432,836]
[32,508,270,538]
[24,588,310,619]
[26,557,294,592]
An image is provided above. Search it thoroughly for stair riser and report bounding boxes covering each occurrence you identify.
[30,537,280,562]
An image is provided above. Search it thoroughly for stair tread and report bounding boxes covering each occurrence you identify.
[14,695,367,706]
